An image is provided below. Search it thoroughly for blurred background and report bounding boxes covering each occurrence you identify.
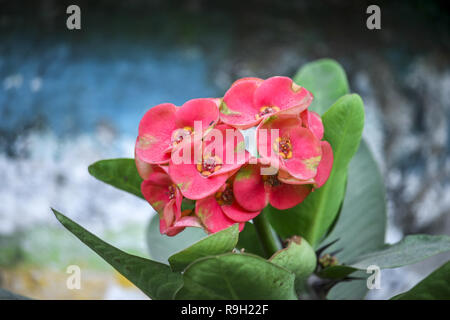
[0,0,449,299]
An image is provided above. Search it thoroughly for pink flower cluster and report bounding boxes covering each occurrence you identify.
[135,76,333,236]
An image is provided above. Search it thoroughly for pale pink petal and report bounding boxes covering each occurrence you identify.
[314,141,334,188]
[254,76,313,116]
[195,196,238,233]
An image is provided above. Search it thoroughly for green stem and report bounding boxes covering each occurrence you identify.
[253,211,279,258]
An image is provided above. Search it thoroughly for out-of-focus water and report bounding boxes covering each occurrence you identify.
[0,1,449,299]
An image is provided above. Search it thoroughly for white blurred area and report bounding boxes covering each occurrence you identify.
[0,126,154,299]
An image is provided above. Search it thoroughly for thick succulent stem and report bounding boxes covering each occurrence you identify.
[253,211,279,258]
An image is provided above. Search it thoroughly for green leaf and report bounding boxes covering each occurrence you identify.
[326,271,370,300]
[88,158,143,199]
[168,224,239,272]
[146,214,206,264]
[236,222,265,257]
[266,94,365,247]
[52,209,182,300]
[348,235,450,270]
[322,140,386,264]
[392,261,450,300]
[325,234,450,297]
[175,253,297,300]
[293,58,349,115]
[270,236,316,294]
[319,140,387,293]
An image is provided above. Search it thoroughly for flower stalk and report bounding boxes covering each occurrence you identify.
[253,211,279,258]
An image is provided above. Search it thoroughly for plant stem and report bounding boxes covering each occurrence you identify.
[253,211,279,258]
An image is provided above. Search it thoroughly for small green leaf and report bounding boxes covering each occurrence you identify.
[168,224,239,272]
[146,214,206,264]
[317,265,357,279]
[270,236,316,294]
[392,261,450,300]
[88,158,143,199]
[236,222,265,257]
[175,253,297,300]
[267,94,365,247]
[293,58,349,115]
[52,208,182,299]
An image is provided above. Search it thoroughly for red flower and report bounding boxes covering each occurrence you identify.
[219,76,313,129]
[136,98,220,164]
[134,76,334,235]
[233,163,312,211]
[168,124,249,200]
[257,114,323,181]
[195,180,259,234]
[139,163,202,236]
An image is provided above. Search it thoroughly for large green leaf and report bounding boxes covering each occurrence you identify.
[326,271,370,300]
[236,222,265,257]
[392,261,450,300]
[146,214,206,263]
[294,58,349,115]
[348,235,450,270]
[319,140,386,300]
[269,236,316,294]
[168,224,239,272]
[52,209,182,300]
[266,94,365,247]
[88,158,143,199]
[324,235,450,284]
[321,140,386,265]
[175,253,297,300]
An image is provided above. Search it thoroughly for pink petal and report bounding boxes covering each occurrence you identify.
[136,103,178,164]
[300,110,324,140]
[175,98,219,131]
[169,141,229,199]
[221,201,261,222]
[203,124,249,177]
[277,169,315,185]
[160,217,185,236]
[254,76,313,116]
[256,114,302,162]
[195,196,238,233]
[173,215,203,228]
[282,127,322,180]
[141,179,171,213]
[230,77,264,87]
[220,78,263,129]
[269,183,311,210]
[135,149,163,180]
[163,198,177,227]
[233,164,268,212]
[314,141,334,188]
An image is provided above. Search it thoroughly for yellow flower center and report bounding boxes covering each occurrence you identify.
[196,155,223,177]
[215,184,234,205]
[255,106,280,120]
[167,184,176,200]
[172,126,193,147]
[273,136,293,159]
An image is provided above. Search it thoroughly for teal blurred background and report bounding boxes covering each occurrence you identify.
[0,0,449,299]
